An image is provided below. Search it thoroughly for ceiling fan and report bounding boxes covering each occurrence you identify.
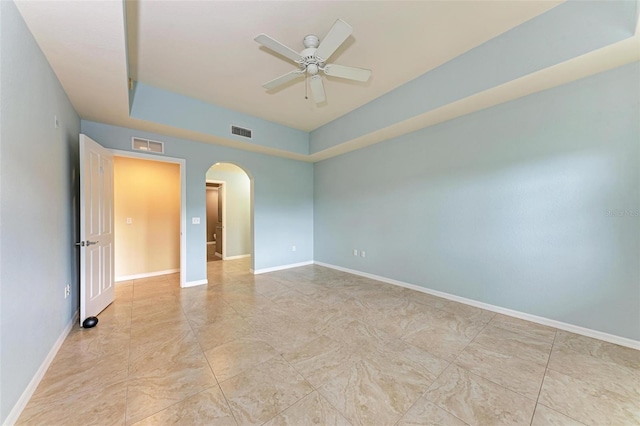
[255,19,372,104]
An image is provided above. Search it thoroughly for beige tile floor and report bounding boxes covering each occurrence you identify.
[17,259,640,425]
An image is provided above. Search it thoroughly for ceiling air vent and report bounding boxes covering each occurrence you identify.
[132,137,164,154]
[231,125,252,139]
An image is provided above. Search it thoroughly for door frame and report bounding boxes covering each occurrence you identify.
[206,179,226,259]
[112,149,187,288]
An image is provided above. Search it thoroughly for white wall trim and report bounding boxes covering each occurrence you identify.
[3,311,79,426]
[252,261,314,275]
[314,262,640,350]
[115,268,179,282]
[224,254,250,261]
[183,279,208,288]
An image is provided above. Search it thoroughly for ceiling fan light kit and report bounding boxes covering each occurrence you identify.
[255,19,372,104]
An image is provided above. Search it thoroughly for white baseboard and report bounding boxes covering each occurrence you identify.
[4,310,79,426]
[115,268,179,282]
[314,261,640,350]
[223,254,250,260]
[252,261,314,275]
[182,279,208,288]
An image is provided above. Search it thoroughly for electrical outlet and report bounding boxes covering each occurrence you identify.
[361,251,366,258]
[292,245,296,252]
[192,217,200,224]
[64,284,70,299]
[353,249,358,256]
[126,217,133,224]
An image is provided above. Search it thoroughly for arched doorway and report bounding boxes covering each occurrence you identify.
[205,162,253,271]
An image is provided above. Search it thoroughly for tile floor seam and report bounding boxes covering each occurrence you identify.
[275,346,353,425]
[469,324,555,367]
[534,401,588,426]
[19,261,640,425]
[314,372,363,425]
[425,314,549,423]
[406,358,456,423]
[360,336,455,425]
[392,398,471,426]
[285,325,398,424]
[257,387,317,425]
[205,360,242,424]
[450,360,543,406]
[451,338,550,401]
[128,385,223,426]
[546,342,639,377]
[207,337,315,422]
[534,331,638,426]
[411,313,495,423]
[124,284,135,425]
[529,329,558,426]
[542,364,640,402]
[400,311,468,424]
[443,310,492,363]
[177,288,241,426]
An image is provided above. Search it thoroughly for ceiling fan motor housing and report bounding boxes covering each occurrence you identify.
[300,46,324,75]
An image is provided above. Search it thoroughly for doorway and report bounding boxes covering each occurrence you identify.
[205,181,223,261]
[205,162,252,267]
[112,149,186,287]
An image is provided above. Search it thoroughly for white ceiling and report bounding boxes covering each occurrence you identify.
[14,1,639,161]
[16,0,562,135]
[127,1,561,131]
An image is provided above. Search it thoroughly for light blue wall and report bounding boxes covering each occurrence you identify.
[130,82,309,155]
[310,0,638,154]
[80,121,314,278]
[0,1,81,422]
[314,63,640,341]
[206,164,251,257]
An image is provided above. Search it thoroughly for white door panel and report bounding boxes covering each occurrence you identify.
[80,134,114,324]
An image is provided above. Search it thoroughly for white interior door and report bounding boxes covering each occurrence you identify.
[79,134,114,324]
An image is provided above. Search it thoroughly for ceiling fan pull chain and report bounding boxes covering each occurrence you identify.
[305,74,308,100]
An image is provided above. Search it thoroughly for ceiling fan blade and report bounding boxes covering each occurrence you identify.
[309,75,326,104]
[262,70,303,90]
[254,34,301,63]
[315,19,352,62]
[323,64,371,82]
